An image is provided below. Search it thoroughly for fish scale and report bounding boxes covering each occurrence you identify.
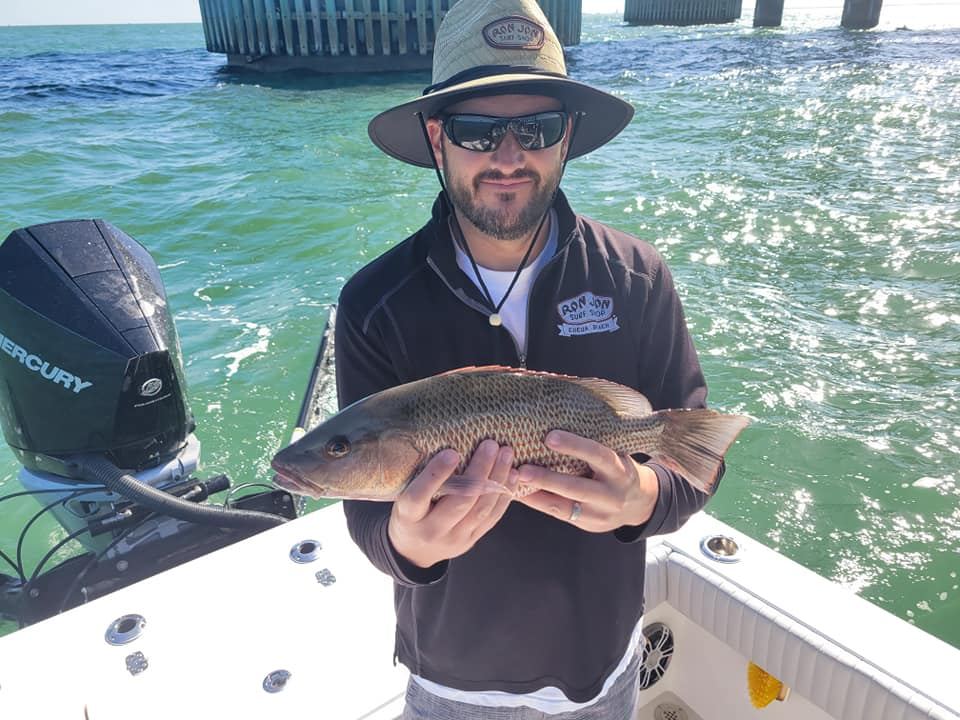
[406,370,662,480]
[272,366,749,500]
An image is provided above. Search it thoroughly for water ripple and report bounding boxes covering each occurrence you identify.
[0,17,958,645]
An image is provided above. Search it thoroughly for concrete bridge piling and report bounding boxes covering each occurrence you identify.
[753,0,785,27]
[199,0,583,72]
[624,0,743,26]
[755,0,883,28]
[199,0,888,73]
[841,0,883,29]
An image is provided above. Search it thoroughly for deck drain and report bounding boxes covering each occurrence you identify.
[654,703,689,720]
[105,614,146,645]
[263,669,292,693]
[290,539,321,563]
[639,622,674,690]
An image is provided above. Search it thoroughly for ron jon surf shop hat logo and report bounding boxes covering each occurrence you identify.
[483,16,545,49]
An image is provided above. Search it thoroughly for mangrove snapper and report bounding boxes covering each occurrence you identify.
[271,366,749,500]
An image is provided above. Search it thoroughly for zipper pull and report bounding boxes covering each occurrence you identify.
[518,352,526,368]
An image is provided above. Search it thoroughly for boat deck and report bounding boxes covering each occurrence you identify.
[0,503,956,719]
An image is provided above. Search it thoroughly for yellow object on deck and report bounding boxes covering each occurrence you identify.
[747,662,790,708]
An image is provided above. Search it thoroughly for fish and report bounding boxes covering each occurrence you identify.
[271,366,749,501]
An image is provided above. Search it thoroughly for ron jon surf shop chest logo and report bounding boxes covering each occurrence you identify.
[557,291,620,337]
[482,17,545,49]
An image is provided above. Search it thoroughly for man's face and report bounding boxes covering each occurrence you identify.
[426,94,569,241]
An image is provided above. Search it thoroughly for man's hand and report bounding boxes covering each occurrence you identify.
[516,430,660,532]
[388,440,517,569]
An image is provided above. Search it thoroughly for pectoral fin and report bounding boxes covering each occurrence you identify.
[435,475,513,498]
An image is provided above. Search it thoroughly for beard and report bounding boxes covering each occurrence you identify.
[442,145,561,241]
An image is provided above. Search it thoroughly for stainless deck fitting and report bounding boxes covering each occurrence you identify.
[700,534,742,563]
[105,614,146,645]
[290,539,321,563]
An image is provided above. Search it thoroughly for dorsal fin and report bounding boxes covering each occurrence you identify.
[436,365,580,380]
[435,365,518,376]
[566,376,653,417]
[436,366,653,418]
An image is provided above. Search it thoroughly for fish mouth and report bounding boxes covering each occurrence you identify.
[270,460,325,497]
[269,458,392,502]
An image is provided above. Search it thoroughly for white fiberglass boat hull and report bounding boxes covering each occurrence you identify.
[0,505,957,720]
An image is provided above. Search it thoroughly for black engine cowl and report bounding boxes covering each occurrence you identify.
[0,219,194,475]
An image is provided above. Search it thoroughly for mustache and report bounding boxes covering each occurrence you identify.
[473,169,541,190]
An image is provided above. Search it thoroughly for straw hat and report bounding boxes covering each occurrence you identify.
[368,0,635,167]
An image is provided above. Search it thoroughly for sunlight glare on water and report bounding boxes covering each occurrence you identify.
[0,5,958,643]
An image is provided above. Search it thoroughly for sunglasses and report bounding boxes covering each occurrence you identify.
[441,111,568,152]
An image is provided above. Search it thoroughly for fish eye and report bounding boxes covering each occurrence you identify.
[325,436,351,458]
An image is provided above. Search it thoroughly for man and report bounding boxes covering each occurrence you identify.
[335,1,717,717]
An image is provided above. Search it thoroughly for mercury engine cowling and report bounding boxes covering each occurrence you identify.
[0,219,193,477]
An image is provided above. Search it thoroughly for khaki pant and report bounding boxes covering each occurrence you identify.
[401,652,641,720]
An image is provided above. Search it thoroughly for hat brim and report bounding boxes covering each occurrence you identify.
[367,74,635,168]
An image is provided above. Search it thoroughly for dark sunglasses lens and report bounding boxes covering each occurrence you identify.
[447,116,505,152]
[512,113,566,150]
[445,113,566,152]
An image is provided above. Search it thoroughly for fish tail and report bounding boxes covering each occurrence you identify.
[647,409,750,495]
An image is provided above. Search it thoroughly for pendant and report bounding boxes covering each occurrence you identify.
[489,313,502,327]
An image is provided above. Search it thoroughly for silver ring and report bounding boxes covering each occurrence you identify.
[569,501,582,522]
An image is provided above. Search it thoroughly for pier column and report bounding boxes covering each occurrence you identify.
[199,0,585,71]
[538,0,582,46]
[753,0,785,27]
[841,0,883,29]
[625,0,740,26]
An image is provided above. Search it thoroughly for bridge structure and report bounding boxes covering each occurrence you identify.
[198,0,886,73]
[626,0,882,27]
[198,0,581,73]
[752,0,883,28]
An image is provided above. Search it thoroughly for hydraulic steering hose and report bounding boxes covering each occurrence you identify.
[66,454,287,531]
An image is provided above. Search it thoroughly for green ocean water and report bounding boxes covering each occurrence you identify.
[0,7,958,646]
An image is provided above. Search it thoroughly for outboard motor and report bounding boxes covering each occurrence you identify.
[0,220,290,624]
[0,219,192,478]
